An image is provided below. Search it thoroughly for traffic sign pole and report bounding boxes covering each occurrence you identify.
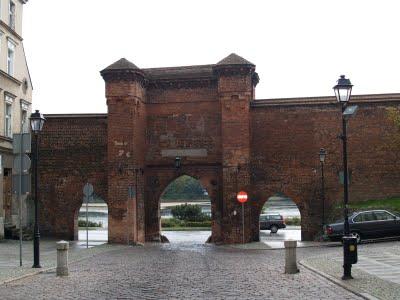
[86,196,89,249]
[236,191,248,244]
[19,131,23,266]
[242,203,245,244]
[13,131,32,267]
[83,183,94,249]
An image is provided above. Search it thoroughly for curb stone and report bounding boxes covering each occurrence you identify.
[299,260,379,300]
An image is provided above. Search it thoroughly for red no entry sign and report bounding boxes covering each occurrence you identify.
[237,191,248,203]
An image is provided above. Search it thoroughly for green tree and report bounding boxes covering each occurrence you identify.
[162,175,208,201]
[171,204,209,221]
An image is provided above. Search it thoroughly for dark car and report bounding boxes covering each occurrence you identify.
[324,210,400,244]
[259,213,286,233]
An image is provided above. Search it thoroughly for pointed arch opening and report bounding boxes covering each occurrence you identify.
[160,175,211,243]
[259,192,301,242]
[77,193,108,247]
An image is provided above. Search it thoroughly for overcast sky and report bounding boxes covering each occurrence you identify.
[23,0,400,113]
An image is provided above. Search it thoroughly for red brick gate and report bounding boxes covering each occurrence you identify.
[37,54,400,244]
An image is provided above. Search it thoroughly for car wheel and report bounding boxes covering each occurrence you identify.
[270,225,278,234]
[351,232,362,244]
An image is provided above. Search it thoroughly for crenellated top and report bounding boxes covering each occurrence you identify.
[100,54,259,89]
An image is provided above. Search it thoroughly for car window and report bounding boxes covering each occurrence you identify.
[270,215,282,220]
[354,212,377,222]
[374,211,395,221]
[260,216,267,221]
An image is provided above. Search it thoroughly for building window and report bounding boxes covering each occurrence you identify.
[5,96,13,138]
[7,39,15,76]
[20,100,29,133]
[9,1,16,30]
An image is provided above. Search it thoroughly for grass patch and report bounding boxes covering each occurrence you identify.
[340,197,400,212]
[161,218,211,228]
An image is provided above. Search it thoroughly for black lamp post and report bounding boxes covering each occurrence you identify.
[30,110,45,268]
[333,75,358,280]
[319,148,327,226]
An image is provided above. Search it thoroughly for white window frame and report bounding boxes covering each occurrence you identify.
[9,1,16,30]
[7,39,16,76]
[5,94,14,138]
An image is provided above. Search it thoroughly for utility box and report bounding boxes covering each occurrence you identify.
[343,236,358,264]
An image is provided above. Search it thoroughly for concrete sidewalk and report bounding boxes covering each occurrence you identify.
[0,239,124,285]
[300,242,400,300]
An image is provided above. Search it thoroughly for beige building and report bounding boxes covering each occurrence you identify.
[0,0,32,239]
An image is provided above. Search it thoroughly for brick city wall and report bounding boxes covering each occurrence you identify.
[249,95,400,240]
[38,115,107,239]
[36,56,400,244]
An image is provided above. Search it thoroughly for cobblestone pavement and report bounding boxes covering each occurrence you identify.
[301,241,400,300]
[1,241,362,300]
[0,239,121,284]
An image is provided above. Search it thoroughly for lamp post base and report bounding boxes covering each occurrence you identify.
[342,264,352,280]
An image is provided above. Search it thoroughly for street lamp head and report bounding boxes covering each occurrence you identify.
[29,110,45,134]
[333,75,353,103]
[343,105,359,121]
[319,148,327,163]
[175,156,181,169]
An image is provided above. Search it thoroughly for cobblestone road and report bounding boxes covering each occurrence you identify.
[1,241,362,300]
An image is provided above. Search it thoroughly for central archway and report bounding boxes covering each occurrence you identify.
[160,175,212,243]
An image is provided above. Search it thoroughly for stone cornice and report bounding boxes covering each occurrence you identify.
[0,135,13,144]
[100,69,148,87]
[0,69,22,85]
[44,114,108,119]
[213,64,255,77]
[0,20,23,41]
[147,78,217,89]
[213,64,258,87]
[251,93,400,108]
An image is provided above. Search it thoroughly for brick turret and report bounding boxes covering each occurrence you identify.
[214,53,258,243]
[101,58,147,243]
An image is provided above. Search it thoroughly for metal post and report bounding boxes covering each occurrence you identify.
[242,202,245,244]
[32,133,41,268]
[135,169,138,244]
[321,160,325,226]
[86,195,89,249]
[19,123,23,267]
[341,103,352,279]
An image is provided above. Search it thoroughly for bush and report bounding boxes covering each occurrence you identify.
[171,204,210,222]
[284,217,301,226]
[78,220,103,227]
[161,218,184,228]
[185,221,211,227]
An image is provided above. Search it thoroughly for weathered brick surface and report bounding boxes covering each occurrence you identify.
[250,99,400,241]
[37,55,400,244]
[38,115,107,240]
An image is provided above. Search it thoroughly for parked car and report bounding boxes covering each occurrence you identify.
[259,213,286,233]
[324,210,400,244]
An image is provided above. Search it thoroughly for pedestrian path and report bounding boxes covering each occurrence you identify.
[300,242,400,300]
[334,252,400,285]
